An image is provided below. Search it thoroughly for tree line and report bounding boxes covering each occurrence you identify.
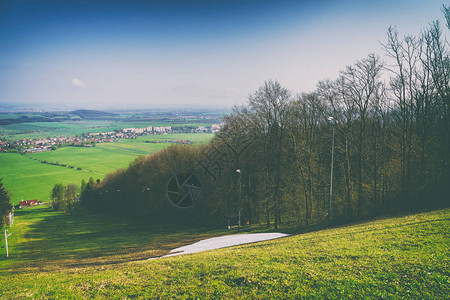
[0,179,12,230]
[81,8,449,229]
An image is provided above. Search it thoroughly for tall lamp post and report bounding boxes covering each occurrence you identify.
[236,169,242,227]
[327,116,337,226]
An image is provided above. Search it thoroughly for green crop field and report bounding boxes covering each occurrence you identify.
[28,133,213,177]
[0,121,107,138]
[0,133,213,204]
[0,114,27,120]
[29,142,169,176]
[0,207,448,299]
[0,153,93,204]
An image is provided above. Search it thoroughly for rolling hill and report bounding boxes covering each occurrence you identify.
[70,109,117,119]
[0,207,448,299]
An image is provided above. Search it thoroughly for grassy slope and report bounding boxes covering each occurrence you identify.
[30,133,212,176]
[0,154,92,204]
[29,142,168,176]
[0,207,448,299]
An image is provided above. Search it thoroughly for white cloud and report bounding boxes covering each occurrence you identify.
[71,78,88,89]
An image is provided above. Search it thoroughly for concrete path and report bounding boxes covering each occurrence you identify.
[150,232,290,259]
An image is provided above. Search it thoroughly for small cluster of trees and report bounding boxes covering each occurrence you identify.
[81,8,449,228]
[0,179,12,229]
[51,183,78,212]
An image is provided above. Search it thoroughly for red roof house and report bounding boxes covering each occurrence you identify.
[19,199,39,207]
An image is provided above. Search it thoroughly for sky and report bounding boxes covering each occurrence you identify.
[0,0,447,110]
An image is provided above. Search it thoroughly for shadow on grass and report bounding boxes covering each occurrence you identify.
[10,208,43,217]
[5,206,229,274]
[11,206,444,275]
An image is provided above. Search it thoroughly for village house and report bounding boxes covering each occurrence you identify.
[19,199,39,207]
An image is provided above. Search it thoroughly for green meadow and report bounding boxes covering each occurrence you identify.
[0,153,91,204]
[29,142,168,176]
[1,121,110,138]
[29,133,213,176]
[0,133,213,204]
[0,114,27,120]
[0,206,448,299]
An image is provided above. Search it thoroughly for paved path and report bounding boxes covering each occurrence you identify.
[151,232,290,259]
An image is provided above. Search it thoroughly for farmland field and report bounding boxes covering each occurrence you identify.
[0,153,93,204]
[0,206,448,299]
[29,142,169,176]
[0,133,213,204]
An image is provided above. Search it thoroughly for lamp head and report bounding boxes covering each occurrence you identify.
[327,116,337,125]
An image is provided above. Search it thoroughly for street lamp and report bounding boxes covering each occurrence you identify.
[236,169,242,227]
[327,116,337,226]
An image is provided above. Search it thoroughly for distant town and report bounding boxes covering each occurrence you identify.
[0,123,223,153]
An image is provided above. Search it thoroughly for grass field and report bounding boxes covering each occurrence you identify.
[0,206,448,299]
[1,121,112,138]
[1,133,213,204]
[0,154,93,205]
[29,142,169,176]
[0,113,28,120]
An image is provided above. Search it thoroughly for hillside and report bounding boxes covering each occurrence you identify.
[0,207,448,299]
[0,153,93,204]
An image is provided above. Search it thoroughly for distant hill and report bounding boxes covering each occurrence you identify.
[70,109,117,119]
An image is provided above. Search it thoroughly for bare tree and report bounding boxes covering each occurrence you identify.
[442,5,450,30]
[340,54,384,216]
[420,19,450,202]
[244,80,292,229]
[288,93,325,226]
[65,183,78,212]
[383,27,421,206]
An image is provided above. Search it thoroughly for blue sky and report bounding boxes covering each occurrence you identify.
[0,0,447,110]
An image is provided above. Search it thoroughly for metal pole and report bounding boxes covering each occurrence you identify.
[328,123,335,226]
[4,229,8,258]
[238,171,242,227]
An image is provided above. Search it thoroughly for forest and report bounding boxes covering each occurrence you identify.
[80,8,449,229]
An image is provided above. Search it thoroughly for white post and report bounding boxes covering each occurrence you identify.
[4,230,8,258]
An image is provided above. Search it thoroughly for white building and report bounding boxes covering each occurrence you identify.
[153,126,171,133]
